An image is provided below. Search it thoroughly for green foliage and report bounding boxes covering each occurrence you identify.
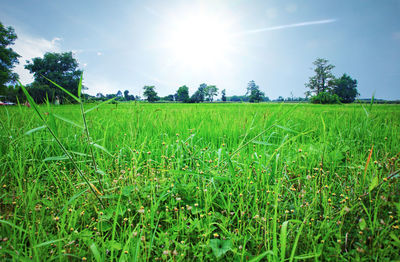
[310,92,341,104]
[204,85,218,102]
[176,85,189,102]
[123,90,135,101]
[190,83,207,103]
[209,239,232,258]
[221,89,226,102]
[143,85,159,102]
[161,94,175,101]
[24,52,82,103]
[0,21,20,91]
[246,80,264,103]
[228,95,249,102]
[331,73,359,103]
[305,58,335,95]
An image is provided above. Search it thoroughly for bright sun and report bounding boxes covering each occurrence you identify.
[162,11,235,71]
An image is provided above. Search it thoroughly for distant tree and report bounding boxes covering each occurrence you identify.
[25,82,54,103]
[331,74,359,103]
[106,93,116,100]
[0,22,20,93]
[228,95,249,102]
[1,84,24,103]
[162,94,175,101]
[305,58,335,95]
[143,85,159,102]
[263,96,270,102]
[116,90,123,97]
[190,83,207,103]
[246,80,264,103]
[96,93,104,98]
[277,96,284,102]
[221,89,226,102]
[205,85,218,102]
[25,52,82,103]
[123,90,135,101]
[176,85,189,102]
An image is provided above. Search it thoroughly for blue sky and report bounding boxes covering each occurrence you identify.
[1,0,400,99]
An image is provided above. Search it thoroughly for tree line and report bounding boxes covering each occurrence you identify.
[1,21,359,105]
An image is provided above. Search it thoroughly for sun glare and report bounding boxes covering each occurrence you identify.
[162,11,235,71]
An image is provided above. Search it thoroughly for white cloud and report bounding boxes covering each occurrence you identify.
[13,33,61,84]
[97,52,102,56]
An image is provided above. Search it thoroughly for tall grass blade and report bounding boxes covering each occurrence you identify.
[18,81,105,208]
[42,75,81,103]
[85,97,117,114]
[92,142,113,157]
[34,238,66,249]
[90,243,102,262]
[78,71,83,98]
[25,125,46,135]
[52,113,84,129]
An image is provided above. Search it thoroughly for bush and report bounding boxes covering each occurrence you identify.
[310,92,341,104]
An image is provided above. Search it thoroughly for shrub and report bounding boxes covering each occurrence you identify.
[310,92,341,104]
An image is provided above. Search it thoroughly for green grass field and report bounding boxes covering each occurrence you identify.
[1,102,399,261]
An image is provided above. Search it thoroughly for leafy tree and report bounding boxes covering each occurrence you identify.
[25,52,82,103]
[221,89,226,102]
[190,83,207,103]
[123,90,135,101]
[205,85,218,102]
[246,80,264,103]
[0,22,20,93]
[227,95,249,102]
[176,85,189,102]
[143,85,159,102]
[26,82,55,103]
[305,58,335,95]
[116,90,123,97]
[1,84,24,103]
[162,94,175,101]
[331,74,359,103]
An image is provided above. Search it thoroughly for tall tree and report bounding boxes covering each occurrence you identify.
[123,90,135,101]
[176,85,189,102]
[143,85,159,102]
[246,80,264,103]
[124,90,129,100]
[25,52,82,103]
[190,83,207,103]
[221,89,226,102]
[0,22,20,93]
[205,85,218,102]
[331,73,359,103]
[305,58,335,95]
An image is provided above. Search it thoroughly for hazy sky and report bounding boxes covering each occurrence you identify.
[1,0,400,99]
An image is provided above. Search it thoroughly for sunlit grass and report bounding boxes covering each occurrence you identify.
[0,102,399,261]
